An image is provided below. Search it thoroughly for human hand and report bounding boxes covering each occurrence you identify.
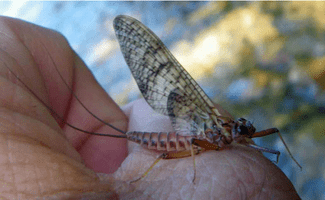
[0,16,127,199]
[0,16,300,199]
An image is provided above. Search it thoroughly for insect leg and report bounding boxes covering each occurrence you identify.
[249,128,302,169]
[130,147,203,183]
[192,138,220,151]
[246,143,281,163]
[130,154,164,183]
[251,128,279,138]
[191,143,196,183]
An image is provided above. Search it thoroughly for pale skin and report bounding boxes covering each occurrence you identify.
[0,16,301,199]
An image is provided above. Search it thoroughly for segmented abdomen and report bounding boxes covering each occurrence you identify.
[126,131,196,152]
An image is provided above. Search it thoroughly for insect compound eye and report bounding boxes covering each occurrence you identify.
[238,124,249,135]
[238,122,256,137]
[235,118,256,136]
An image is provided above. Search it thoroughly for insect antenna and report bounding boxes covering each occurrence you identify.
[3,43,127,138]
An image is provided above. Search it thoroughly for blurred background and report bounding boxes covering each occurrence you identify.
[0,2,324,199]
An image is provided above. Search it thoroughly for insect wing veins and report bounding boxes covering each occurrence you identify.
[113,15,223,136]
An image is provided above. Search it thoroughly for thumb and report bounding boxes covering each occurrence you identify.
[0,16,123,198]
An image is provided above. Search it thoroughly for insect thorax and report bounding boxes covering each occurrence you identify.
[203,117,257,148]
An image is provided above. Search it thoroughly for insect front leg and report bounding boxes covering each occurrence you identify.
[248,128,302,169]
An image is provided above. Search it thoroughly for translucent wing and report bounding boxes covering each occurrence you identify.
[113,15,222,135]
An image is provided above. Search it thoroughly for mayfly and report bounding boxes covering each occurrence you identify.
[4,15,301,183]
[112,15,301,182]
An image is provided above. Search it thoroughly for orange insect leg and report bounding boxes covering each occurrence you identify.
[163,144,203,183]
[192,139,220,151]
[131,144,204,183]
[251,128,279,138]
[130,154,164,183]
[251,128,302,169]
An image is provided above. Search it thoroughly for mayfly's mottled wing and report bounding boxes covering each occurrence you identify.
[113,15,222,135]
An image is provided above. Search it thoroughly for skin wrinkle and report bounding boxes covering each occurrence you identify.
[39,38,71,127]
[256,170,268,200]
[234,179,247,200]
[219,147,263,199]
[7,22,47,96]
[232,163,245,199]
[6,124,17,196]
[32,32,73,127]
[226,154,241,198]
[1,109,80,162]
[248,151,276,200]
[237,148,263,199]
[57,56,87,150]
[60,52,76,130]
[0,41,56,134]
[250,152,270,198]
[3,71,65,137]
[253,158,267,199]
